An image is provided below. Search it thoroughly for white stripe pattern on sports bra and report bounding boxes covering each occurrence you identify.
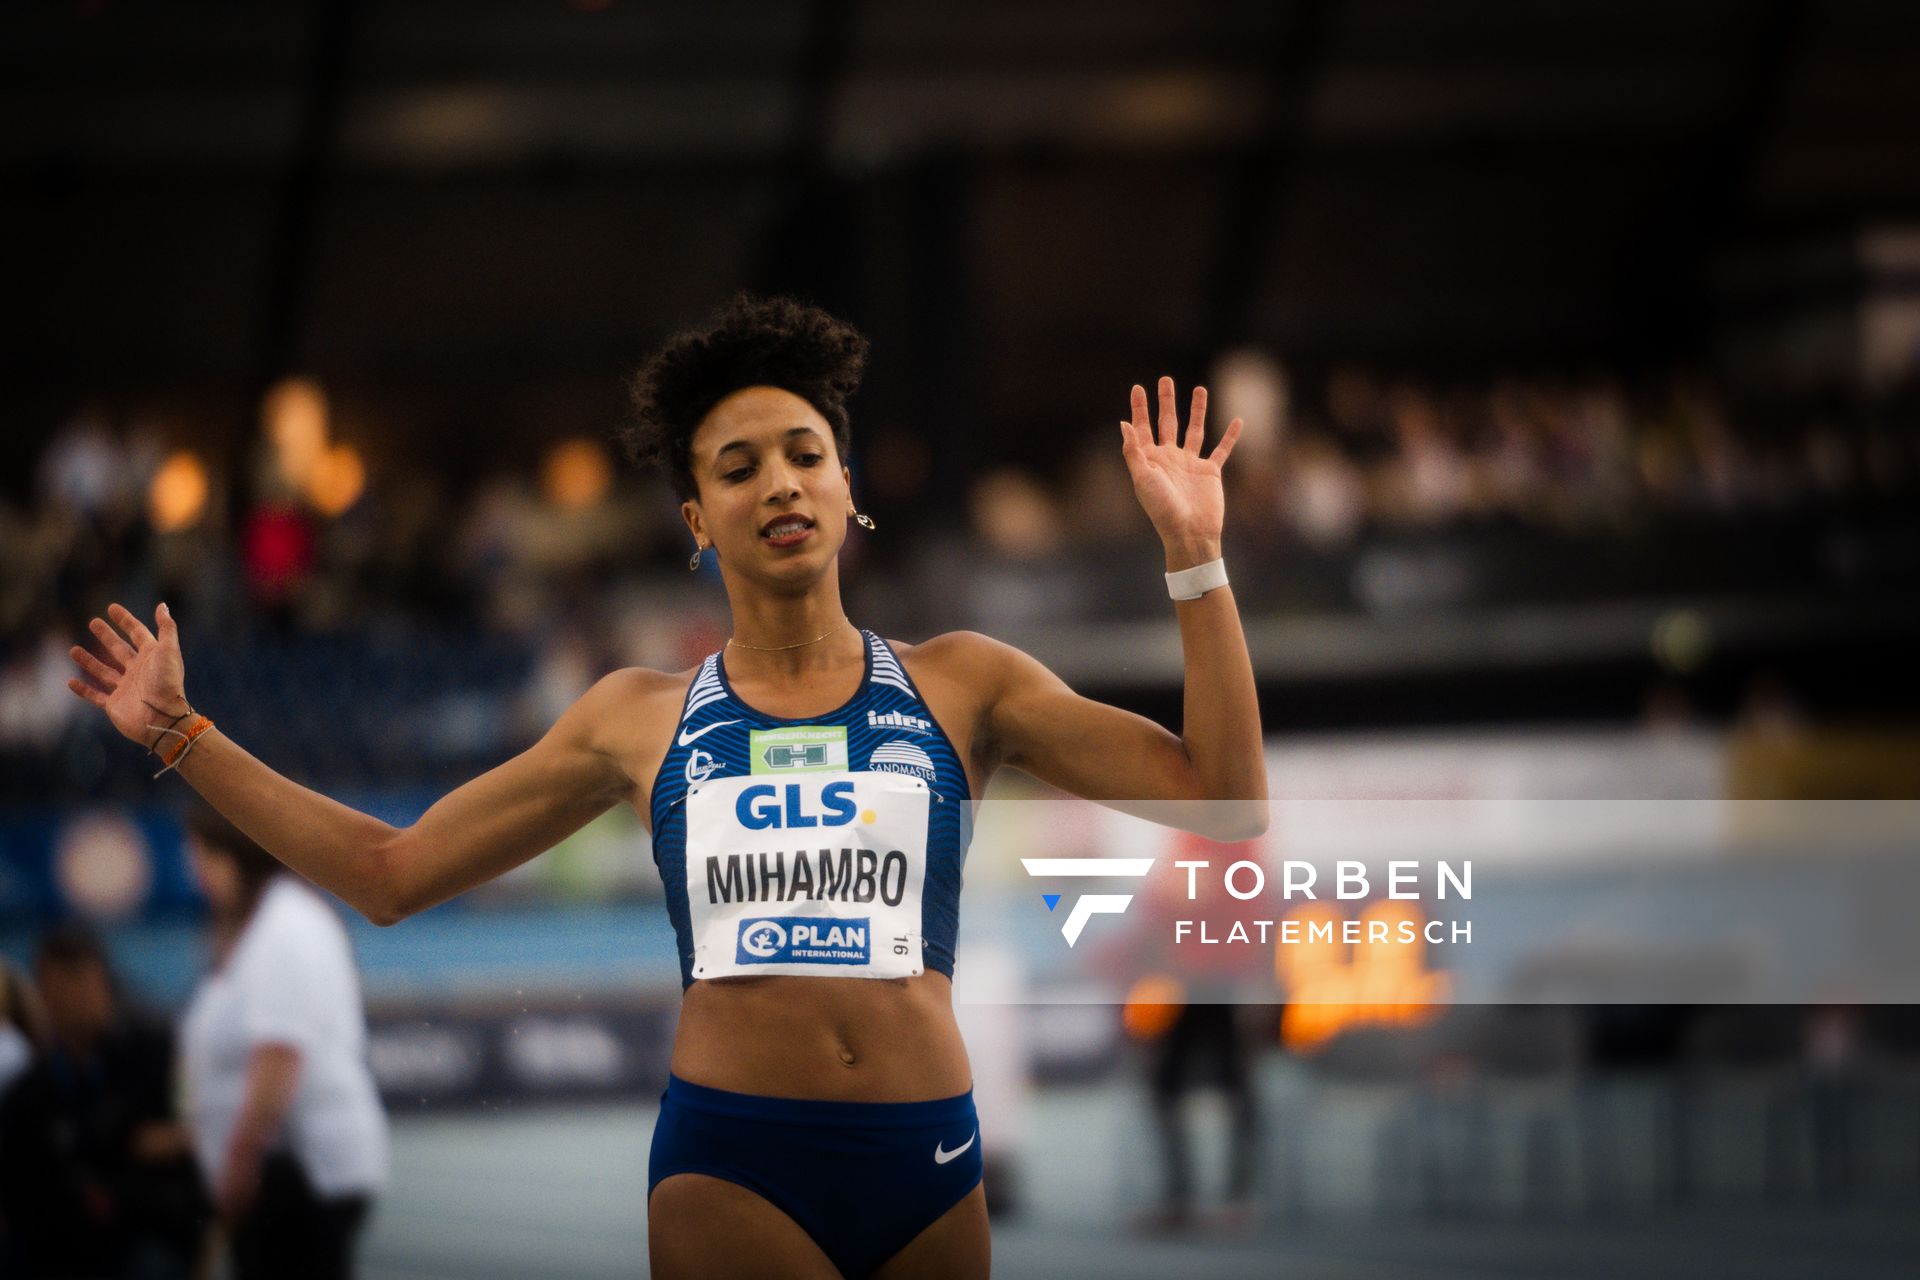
[872,742,936,772]
[868,632,915,695]
[684,654,727,716]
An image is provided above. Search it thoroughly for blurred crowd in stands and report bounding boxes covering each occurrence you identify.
[3,363,1915,799]
[1214,361,1918,545]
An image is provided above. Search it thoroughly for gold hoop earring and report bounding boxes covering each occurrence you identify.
[852,511,876,531]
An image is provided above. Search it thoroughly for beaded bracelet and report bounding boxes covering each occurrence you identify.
[146,712,214,778]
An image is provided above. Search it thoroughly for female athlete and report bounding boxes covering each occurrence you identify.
[67,295,1266,1278]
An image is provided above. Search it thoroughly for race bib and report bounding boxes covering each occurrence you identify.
[684,770,929,980]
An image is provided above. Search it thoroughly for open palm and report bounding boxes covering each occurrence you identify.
[67,603,191,749]
[1119,376,1242,545]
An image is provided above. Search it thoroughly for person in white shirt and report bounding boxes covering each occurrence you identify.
[179,807,388,1279]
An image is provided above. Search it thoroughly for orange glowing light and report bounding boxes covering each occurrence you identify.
[542,438,613,511]
[1275,900,1347,986]
[1276,901,1451,1052]
[147,451,210,533]
[305,443,365,517]
[1122,974,1186,1040]
[264,377,329,489]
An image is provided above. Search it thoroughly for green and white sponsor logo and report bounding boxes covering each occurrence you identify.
[750,725,848,774]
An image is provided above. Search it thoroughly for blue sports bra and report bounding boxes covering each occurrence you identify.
[649,631,973,988]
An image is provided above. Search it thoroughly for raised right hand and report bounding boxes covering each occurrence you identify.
[67,602,192,750]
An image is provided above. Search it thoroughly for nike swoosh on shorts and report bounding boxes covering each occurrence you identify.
[934,1132,976,1164]
[677,719,741,746]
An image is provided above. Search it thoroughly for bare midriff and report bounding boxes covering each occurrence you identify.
[671,971,972,1102]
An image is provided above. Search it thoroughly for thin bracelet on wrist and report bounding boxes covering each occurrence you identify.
[143,703,193,753]
[147,712,214,778]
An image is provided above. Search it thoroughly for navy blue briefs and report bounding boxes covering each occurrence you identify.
[648,1074,984,1278]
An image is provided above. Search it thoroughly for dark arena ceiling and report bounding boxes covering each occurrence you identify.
[6,0,1920,475]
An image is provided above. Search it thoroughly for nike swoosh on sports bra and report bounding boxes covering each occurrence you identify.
[649,630,973,987]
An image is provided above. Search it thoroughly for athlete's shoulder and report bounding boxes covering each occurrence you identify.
[893,631,1032,680]
[887,631,1037,705]
[561,665,698,745]
[587,660,702,702]
[578,664,695,711]
[889,629,1006,665]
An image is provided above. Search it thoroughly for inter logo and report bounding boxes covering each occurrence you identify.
[867,709,931,735]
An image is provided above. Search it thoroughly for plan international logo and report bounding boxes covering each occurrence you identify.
[736,916,872,965]
[1019,858,1155,946]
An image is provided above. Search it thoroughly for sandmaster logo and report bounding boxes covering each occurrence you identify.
[1020,858,1155,946]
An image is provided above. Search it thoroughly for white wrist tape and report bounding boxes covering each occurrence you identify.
[1165,556,1228,601]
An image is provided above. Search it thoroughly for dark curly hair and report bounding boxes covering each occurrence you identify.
[621,293,870,502]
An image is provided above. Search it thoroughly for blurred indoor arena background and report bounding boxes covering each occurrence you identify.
[5,1,1920,1277]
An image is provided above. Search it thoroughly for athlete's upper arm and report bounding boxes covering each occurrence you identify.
[379,668,668,920]
[962,632,1200,804]
[959,632,1265,839]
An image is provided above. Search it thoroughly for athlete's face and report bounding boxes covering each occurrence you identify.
[684,386,853,583]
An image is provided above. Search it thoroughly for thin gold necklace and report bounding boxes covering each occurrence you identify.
[726,620,853,652]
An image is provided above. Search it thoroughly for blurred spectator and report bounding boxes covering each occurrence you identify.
[1640,679,1698,732]
[1803,1004,1863,1202]
[970,467,1065,559]
[515,620,614,740]
[1117,837,1270,1234]
[1324,365,1394,464]
[0,627,82,751]
[0,924,207,1280]
[37,411,137,522]
[241,501,317,618]
[0,958,47,1094]
[0,956,46,1268]
[1737,670,1806,742]
[1376,382,1470,526]
[1281,434,1366,546]
[1061,440,1140,545]
[1138,1004,1263,1234]
[179,808,387,1280]
[858,424,935,540]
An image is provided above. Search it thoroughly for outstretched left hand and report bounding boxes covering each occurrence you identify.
[1119,376,1242,563]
